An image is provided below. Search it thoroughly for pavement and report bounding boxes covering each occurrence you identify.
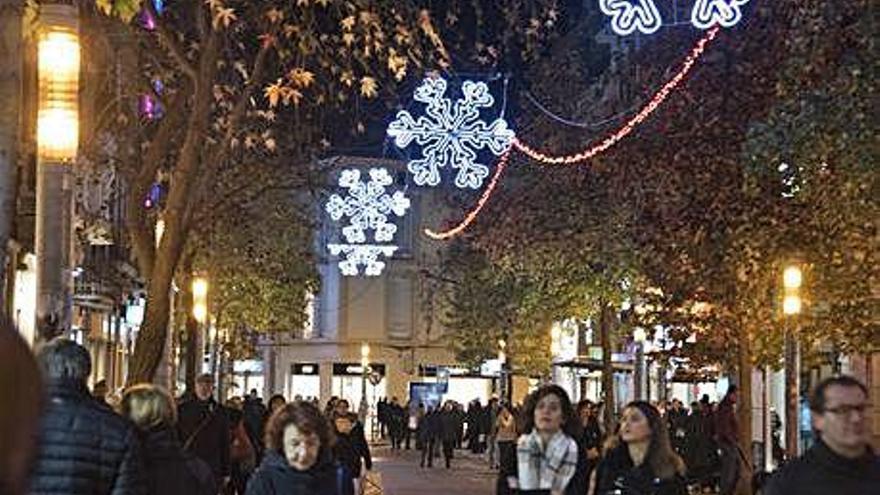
[371,443,497,495]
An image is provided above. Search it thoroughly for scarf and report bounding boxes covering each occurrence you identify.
[516,430,578,492]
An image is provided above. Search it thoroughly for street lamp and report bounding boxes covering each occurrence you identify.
[38,22,80,161]
[782,263,803,459]
[192,277,209,323]
[633,328,648,400]
[360,342,370,422]
[34,4,80,340]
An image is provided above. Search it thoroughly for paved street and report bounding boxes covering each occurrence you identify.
[373,445,496,495]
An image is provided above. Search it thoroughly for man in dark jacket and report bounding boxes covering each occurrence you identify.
[242,389,267,459]
[764,375,880,495]
[439,402,460,469]
[178,373,231,485]
[29,339,146,495]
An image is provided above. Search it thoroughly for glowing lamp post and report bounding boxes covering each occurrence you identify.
[34,4,80,341]
[782,263,804,458]
[633,327,648,400]
[360,343,371,421]
[192,277,209,323]
[37,28,80,161]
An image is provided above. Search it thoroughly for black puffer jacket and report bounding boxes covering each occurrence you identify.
[594,444,687,495]
[28,382,146,495]
[142,426,217,495]
[245,450,344,495]
[763,440,880,495]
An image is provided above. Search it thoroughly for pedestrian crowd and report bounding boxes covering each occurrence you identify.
[1,332,877,495]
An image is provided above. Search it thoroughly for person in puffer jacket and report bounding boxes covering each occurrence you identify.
[28,339,146,495]
[246,402,346,495]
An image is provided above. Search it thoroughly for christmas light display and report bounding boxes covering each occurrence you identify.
[691,0,750,30]
[513,27,719,165]
[325,168,410,276]
[424,150,511,240]
[599,0,662,36]
[387,77,515,189]
[325,168,411,244]
[327,244,399,277]
[423,27,720,240]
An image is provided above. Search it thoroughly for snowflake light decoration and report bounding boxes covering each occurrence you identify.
[324,167,410,277]
[327,244,399,277]
[691,0,750,30]
[598,0,750,35]
[599,0,662,36]
[325,168,411,244]
[387,77,514,190]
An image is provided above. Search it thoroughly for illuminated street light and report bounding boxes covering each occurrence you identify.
[783,266,803,289]
[782,295,802,316]
[633,327,648,343]
[38,28,80,161]
[192,277,209,323]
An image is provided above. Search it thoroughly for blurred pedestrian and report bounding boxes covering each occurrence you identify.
[439,401,460,469]
[419,407,440,468]
[121,384,216,495]
[226,397,257,494]
[0,324,43,495]
[243,389,268,461]
[246,402,344,495]
[495,403,518,495]
[594,401,687,495]
[566,400,601,495]
[714,385,742,495]
[29,338,146,495]
[331,399,372,495]
[178,373,231,487]
[764,376,880,495]
[507,385,579,495]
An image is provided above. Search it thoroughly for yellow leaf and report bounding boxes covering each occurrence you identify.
[342,32,355,47]
[282,87,304,106]
[340,16,355,31]
[340,71,355,87]
[288,68,315,88]
[264,138,277,152]
[360,76,378,99]
[387,51,408,81]
[213,7,237,29]
[264,80,283,107]
[265,8,284,24]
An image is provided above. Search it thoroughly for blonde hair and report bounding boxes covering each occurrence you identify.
[120,384,177,430]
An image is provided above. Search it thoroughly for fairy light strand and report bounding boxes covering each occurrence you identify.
[422,27,721,240]
[514,26,719,165]
[424,150,511,240]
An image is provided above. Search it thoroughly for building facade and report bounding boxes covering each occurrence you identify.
[263,157,499,411]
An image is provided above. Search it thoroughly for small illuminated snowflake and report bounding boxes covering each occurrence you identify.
[325,168,411,244]
[691,0,750,30]
[327,244,399,277]
[387,77,514,190]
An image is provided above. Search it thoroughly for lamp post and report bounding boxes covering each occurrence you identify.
[782,264,803,459]
[633,327,648,401]
[192,277,209,379]
[360,342,370,422]
[35,3,79,341]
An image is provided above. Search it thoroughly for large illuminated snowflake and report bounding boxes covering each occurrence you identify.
[324,167,410,277]
[387,77,514,190]
[325,168,411,244]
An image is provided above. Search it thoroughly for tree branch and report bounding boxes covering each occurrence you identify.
[144,0,198,81]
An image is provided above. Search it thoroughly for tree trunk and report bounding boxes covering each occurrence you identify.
[125,32,220,383]
[0,0,23,311]
[600,302,616,435]
[737,325,754,495]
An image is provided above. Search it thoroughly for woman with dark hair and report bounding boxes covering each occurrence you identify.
[505,385,579,495]
[593,401,687,495]
[246,402,344,495]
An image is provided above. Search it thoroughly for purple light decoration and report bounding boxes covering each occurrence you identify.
[141,10,156,30]
[140,95,156,119]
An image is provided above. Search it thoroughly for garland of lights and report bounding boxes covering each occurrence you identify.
[421,27,719,240]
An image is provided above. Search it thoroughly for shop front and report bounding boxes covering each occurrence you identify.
[331,362,387,410]
[289,363,321,400]
[417,365,496,406]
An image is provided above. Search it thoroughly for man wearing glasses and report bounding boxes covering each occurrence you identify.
[765,375,879,494]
